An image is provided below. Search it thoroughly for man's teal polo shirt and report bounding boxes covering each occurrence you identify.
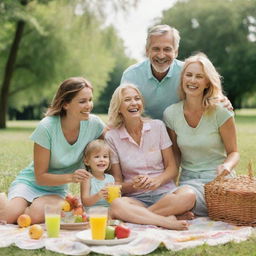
[121,58,184,120]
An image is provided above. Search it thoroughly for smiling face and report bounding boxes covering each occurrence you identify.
[85,148,110,174]
[119,88,143,121]
[64,87,93,121]
[182,62,210,98]
[146,32,177,78]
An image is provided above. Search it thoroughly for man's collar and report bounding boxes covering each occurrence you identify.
[146,59,175,80]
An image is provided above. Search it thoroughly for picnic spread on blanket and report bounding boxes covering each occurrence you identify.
[0,217,254,255]
[1,164,256,255]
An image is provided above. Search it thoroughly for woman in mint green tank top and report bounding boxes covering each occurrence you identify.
[163,53,239,216]
[0,77,105,224]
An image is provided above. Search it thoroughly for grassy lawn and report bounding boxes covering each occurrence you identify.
[0,109,255,256]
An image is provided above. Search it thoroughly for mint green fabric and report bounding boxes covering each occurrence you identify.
[10,114,104,197]
[163,101,234,173]
[121,59,183,120]
[163,101,234,216]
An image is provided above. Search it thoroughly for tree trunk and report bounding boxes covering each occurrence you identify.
[0,1,27,129]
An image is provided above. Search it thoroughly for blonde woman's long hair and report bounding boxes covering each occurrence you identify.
[179,53,224,112]
[45,77,93,116]
[108,83,145,128]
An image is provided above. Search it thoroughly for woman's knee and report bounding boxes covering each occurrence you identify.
[109,197,129,217]
[25,203,45,223]
[26,195,64,224]
[176,186,196,209]
[5,198,29,224]
[6,211,24,224]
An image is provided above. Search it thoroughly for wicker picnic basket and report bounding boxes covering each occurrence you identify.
[204,162,256,226]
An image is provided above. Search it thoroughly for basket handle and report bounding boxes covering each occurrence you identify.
[248,161,253,180]
[213,169,229,182]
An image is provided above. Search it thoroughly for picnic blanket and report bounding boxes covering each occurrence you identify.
[0,217,254,255]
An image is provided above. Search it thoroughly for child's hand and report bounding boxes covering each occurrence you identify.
[72,169,92,183]
[97,188,108,200]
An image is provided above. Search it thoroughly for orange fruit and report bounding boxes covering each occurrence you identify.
[29,224,43,239]
[17,214,31,228]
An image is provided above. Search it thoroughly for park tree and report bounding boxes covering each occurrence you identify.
[94,26,135,113]
[161,0,256,108]
[0,0,138,128]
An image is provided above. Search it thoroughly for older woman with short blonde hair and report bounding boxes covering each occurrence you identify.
[105,83,195,230]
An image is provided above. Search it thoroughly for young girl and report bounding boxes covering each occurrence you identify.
[80,139,115,208]
[0,77,105,224]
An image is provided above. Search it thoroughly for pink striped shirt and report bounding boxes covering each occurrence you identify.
[105,119,176,196]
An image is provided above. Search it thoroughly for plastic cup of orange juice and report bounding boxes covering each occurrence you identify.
[106,184,121,203]
[88,207,108,240]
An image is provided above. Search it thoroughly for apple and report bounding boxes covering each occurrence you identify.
[74,215,83,223]
[29,224,43,239]
[71,196,81,208]
[17,214,31,228]
[65,194,74,210]
[105,226,115,240]
[115,224,131,239]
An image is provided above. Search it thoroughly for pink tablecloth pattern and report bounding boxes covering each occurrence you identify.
[0,217,254,255]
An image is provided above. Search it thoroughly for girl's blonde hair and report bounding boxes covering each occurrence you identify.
[108,83,145,128]
[179,52,224,112]
[45,77,93,116]
[84,139,111,172]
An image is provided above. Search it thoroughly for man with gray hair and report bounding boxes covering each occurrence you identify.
[121,24,231,120]
[121,24,183,120]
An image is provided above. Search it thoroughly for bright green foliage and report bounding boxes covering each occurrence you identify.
[0,0,135,123]
[161,0,256,108]
[1,0,116,110]
[94,26,136,113]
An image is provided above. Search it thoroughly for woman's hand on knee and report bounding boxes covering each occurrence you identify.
[132,175,157,190]
[146,178,161,191]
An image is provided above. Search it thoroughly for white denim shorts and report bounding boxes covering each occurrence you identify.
[8,183,65,202]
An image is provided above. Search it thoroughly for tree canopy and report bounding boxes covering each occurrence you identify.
[94,26,135,114]
[0,0,137,128]
[161,0,256,108]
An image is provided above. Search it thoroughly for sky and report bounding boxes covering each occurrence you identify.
[106,0,176,61]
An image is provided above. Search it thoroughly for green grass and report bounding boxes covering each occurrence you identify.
[0,110,256,256]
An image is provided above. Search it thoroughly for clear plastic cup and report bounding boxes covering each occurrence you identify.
[44,204,61,238]
[88,206,108,240]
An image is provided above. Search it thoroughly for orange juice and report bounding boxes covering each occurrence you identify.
[89,215,107,240]
[107,185,121,203]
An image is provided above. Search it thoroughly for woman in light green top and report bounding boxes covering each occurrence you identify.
[163,53,239,216]
[0,77,105,224]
